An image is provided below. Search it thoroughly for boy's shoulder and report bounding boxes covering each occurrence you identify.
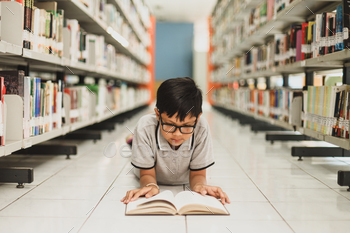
[137,113,158,129]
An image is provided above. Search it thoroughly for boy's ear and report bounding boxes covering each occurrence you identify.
[197,113,202,121]
[154,108,160,121]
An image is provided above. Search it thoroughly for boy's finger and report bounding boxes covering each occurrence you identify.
[207,188,216,198]
[126,190,136,203]
[146,187,158,198]
[132,187,152,201]
[218,190,226,204]
[224,192,231,203]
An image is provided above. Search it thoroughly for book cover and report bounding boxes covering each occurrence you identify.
[296,29,302,61]
[0,77,5,146]
[342,0,350,49]
[335,5,343,51]
[319,12,327,55]
[301,23,308,60]
[0,70,25,97]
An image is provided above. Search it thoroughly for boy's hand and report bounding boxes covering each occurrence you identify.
[193,184,230,205]
[120,186,160,204]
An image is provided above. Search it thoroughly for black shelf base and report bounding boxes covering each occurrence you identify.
[266,131,315,144]
[292,147,350,161]
[0,167,33,188]
[62,130,102,143]
[12,144,77,160]
[338,170,350,192]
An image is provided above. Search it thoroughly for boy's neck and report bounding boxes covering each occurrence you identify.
[169,142,181,150]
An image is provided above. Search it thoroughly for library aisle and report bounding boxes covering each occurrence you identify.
[0,104,349,233]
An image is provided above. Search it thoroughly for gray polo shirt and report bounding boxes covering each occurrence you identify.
[131,113,214,185]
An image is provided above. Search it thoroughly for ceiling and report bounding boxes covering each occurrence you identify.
[146,0,217,23]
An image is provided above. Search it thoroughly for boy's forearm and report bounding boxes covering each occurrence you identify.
[140,174,157,188]
[190,174,207,190]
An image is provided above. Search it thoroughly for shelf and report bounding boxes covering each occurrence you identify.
[212,49,350,84]
[215,102,350,150]
[214,0,340,65]
[23,49,62,65]
[212,0,234,27]
[0,102,148,157]
[132,0,150,30]
[55,0,148,65]
[0,47,147,84]
[111,0,149,47]
[0,41,22,56]
[22,128,64,149]
[3,140,22,156]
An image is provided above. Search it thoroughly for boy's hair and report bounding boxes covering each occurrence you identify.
[156,77,202,121]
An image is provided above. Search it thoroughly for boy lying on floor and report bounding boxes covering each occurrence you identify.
[121,77,230,205]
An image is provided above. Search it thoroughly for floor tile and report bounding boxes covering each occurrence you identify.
[0,217,84,233]
[288,220,350,233]
[187,220,293,233]
[0,199,98,218]
[272,202,350,220]
[79,217,186,233]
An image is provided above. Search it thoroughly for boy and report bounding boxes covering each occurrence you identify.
[121,77,230,205]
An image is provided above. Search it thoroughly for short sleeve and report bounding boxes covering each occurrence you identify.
[131,123,156,169]
[189,126,215,171]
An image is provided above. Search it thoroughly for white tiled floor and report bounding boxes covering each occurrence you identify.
[1,104,350,233]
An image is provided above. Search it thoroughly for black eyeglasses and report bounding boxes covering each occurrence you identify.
[159,115,197,134]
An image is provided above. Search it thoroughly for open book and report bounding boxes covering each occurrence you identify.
[125,190,230,215]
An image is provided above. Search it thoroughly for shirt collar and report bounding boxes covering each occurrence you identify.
[157,123,193,151]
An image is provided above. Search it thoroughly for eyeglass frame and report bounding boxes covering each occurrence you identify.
[159,114,197,134]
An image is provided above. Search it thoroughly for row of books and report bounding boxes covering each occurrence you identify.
[211,5,350,81]
[0,70,64,145]
[0,69,150,146]
[212,85,350,139]
[212,0,277,45]
[304,85,350,138]
[212,87,301,124]
[212,2,350,67]
[64,82,149,122]
[3,1,150,65]
[118,0,151,45]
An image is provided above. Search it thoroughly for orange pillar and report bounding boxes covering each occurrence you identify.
[147,16,156,105]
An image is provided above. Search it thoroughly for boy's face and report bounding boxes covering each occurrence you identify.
[155,108,201,147]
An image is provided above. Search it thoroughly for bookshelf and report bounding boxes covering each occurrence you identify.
[212,0,341,65]
[0,0,155,159]
[1,94,149,158]
[209,0,350,154]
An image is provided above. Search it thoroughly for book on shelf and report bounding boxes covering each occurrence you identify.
[125,190,229,216]
[211,2,350,75]
[0,77,5,146]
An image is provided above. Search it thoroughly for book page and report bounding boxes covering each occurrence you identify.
[174,191,228,215]
[126,190,176,214]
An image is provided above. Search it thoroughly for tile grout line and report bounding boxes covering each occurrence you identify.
[76,158,130,233]
[213,111,296,233]
[288,161,350,202]
[183,184,188,233]
[0,140,102,213]
[75,108,151,232]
